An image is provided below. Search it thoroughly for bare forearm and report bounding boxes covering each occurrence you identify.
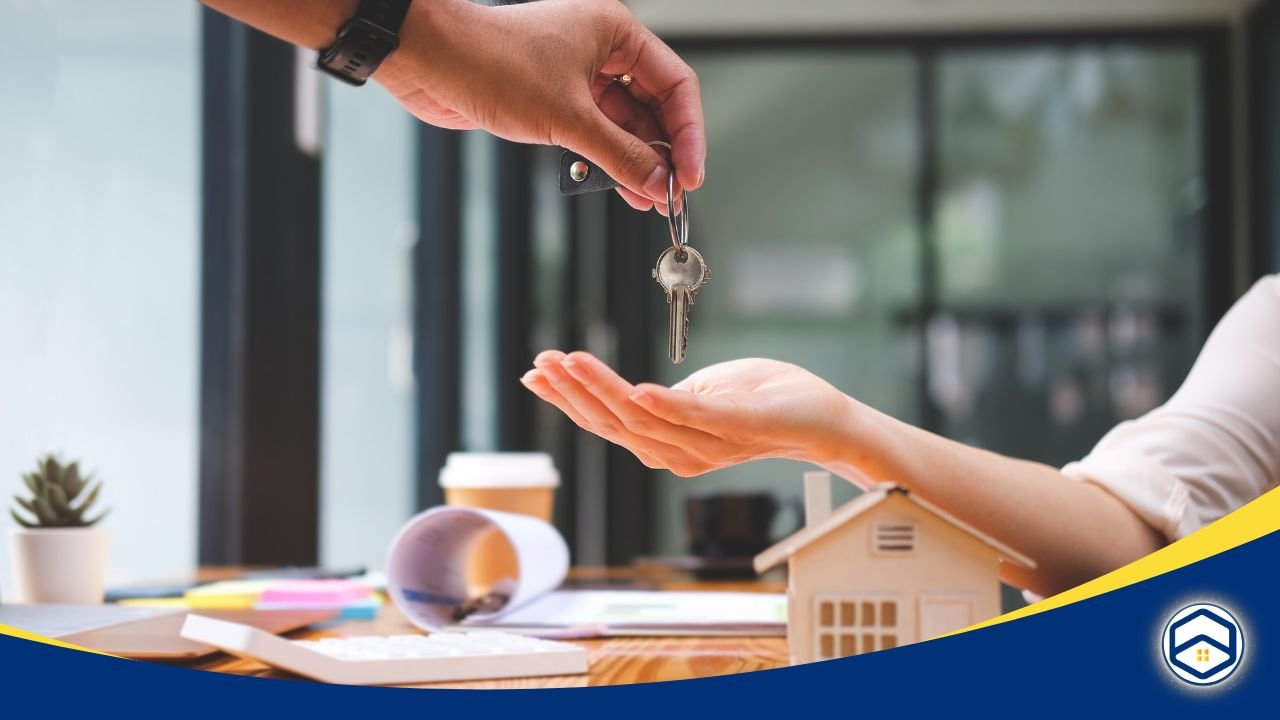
[200,0,361,49]
[817,399,1165,597]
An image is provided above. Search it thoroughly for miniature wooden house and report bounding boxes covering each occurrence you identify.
[754,474,1036,665]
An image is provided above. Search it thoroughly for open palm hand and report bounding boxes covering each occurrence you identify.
[521,352,854,476]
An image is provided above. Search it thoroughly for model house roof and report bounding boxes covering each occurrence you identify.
[753,482,1037,573]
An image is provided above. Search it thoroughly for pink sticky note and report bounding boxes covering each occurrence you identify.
[259,579,373,606]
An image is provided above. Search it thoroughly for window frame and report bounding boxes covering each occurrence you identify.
[199,11,322,565]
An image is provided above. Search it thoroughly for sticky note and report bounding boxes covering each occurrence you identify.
[184,580,277,609]
[258,579,373,606]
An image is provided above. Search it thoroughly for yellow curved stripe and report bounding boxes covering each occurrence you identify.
[0,623,111,655]
[962,484,1280,634]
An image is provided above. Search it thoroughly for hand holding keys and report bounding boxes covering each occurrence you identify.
[560,141,710,364]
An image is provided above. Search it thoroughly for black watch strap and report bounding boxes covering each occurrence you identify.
[317,0,413,87]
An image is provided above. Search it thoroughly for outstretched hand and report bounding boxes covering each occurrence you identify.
[520,351,857,476]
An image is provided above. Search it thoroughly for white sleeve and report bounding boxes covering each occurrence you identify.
[1061,275,1280,541]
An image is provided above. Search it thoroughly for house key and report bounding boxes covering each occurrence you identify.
[651,147,707,365]
[652,245,710,364]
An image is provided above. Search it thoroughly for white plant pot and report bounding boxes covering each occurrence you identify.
[8,527,110,604]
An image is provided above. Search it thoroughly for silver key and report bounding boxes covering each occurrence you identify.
[652,245,710,364]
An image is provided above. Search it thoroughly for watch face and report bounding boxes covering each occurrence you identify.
[349,28,395,59]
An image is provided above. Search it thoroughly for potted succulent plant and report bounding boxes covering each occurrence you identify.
[8,455,110,603]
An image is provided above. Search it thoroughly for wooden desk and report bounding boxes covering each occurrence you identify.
[187,568,791,689]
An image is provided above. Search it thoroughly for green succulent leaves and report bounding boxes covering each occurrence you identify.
[11,454,108,529]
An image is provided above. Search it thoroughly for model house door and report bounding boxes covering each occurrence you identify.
[919,595,976,640]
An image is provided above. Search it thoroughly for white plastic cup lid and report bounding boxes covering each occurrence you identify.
[438,452,560,489]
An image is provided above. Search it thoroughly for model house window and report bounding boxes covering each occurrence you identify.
[873,521,917,554]
[814,595,901,660]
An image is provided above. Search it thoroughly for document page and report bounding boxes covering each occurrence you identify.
[462,590,787,636]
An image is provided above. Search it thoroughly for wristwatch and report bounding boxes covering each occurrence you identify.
[317,0,413,87]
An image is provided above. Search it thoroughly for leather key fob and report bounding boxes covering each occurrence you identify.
[558,150,619,195]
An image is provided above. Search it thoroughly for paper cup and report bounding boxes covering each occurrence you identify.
[439,453,559,595]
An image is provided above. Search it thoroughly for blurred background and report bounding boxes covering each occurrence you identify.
[2,0,1279,608]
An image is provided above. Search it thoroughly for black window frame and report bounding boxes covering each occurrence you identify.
[199,11,323,565]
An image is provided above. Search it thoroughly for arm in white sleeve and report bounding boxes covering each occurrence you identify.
[1063,276,1280,540]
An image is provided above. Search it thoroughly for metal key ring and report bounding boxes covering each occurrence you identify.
[647,140,689,253]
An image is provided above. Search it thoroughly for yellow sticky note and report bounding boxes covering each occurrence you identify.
[183,579,277,609]
[115,598,192,608]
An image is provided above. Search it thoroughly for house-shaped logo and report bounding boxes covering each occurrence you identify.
[1161,603,1244,686]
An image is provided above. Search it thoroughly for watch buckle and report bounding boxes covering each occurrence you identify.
[317,17,400,87]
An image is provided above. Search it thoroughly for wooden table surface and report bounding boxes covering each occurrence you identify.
[187,567,791,689]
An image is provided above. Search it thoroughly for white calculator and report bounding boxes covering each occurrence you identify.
[180,615,589,686]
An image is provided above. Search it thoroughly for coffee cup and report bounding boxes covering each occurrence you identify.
[439,452,559,595]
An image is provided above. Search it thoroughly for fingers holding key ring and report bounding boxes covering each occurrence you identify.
[646,140,689,255]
